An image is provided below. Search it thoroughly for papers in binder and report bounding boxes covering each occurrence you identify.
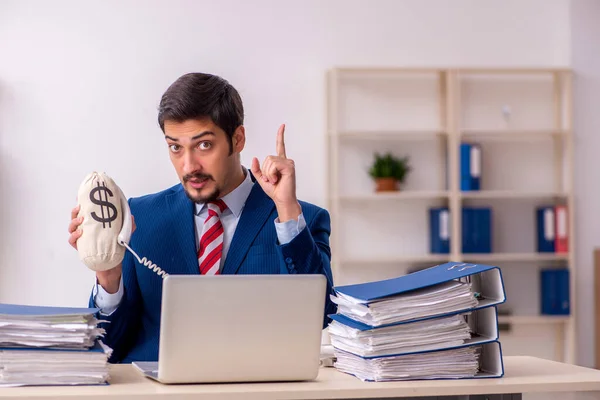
[334,342,503,382]
[0,303,111,387]
[331,262,506,327]
[328,262,506,381]
[331,280,477,327]
[329,313,471,358]
[0,304,105,350]
[328,306,499,359]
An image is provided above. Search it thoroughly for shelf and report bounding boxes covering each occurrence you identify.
[498,315,570,325]
[339,253,568,264]
[328,67,575,363]
[334,67,570,75]
[332,130,446,141]
[337,191,450,202]
[338,255,451,265]
[460,191,568,200]
[461,253,569,262]
[460,129,569,141]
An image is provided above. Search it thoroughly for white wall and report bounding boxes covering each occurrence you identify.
[0,0,575,359]
[571,0,600,369]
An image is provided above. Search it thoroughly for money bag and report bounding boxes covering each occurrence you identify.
[76,172,126,272]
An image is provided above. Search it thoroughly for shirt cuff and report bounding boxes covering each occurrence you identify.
[275,212,307,245]
[92,275,124,316]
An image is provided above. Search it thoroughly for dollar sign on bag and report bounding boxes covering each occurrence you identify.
[90,182,118,228]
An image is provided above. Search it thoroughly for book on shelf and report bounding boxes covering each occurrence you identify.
[540,269,570,316]
[460,142,481,191]
[536,205,569,253]
[429,208,492,254]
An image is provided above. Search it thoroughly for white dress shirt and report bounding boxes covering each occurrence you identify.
[93,168,306,315]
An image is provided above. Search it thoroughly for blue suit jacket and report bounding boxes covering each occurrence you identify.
[89,179,336,363]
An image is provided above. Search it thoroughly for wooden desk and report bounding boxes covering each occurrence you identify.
[0,356,599,399]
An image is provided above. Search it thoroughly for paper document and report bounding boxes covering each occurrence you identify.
[328,313,471,358]
[334,345,481,381]
[327,263,506,381]
[331,281,478,327]
[0,303,111,386]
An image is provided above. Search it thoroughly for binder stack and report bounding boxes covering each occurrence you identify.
[0,303,112,387]
[328,262,506,381]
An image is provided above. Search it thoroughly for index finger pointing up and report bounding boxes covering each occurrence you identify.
[276,124,286,158]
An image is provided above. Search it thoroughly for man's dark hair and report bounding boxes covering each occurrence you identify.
[157,73,244,153]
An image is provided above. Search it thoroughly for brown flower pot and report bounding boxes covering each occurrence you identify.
[375,178,398,192]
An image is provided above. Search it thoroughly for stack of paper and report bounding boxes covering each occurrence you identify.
[332,280,478,327]
[0,303,112,386]
[328,313,472,358]
[328,262,506,381]
[334,345,481,381]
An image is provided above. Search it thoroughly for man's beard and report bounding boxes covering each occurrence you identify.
[183,172,221,203]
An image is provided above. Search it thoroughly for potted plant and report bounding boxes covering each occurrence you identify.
[368,152,411,192]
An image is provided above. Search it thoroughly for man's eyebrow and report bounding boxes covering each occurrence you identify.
[164,131,216,142]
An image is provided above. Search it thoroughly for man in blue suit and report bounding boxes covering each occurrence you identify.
[68,72,336,363]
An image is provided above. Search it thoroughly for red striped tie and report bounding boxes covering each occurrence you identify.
[198,200,227,275]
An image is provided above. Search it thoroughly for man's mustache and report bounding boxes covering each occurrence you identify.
[183,172,214,182]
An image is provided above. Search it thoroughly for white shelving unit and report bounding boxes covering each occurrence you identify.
[326,67,575,364]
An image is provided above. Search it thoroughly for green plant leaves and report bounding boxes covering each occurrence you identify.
[368,152,411,182]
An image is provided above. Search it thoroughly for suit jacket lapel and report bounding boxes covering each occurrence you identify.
[221,183,274,275]
[166,186,199,275]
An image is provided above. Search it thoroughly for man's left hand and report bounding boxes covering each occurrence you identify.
[251,124,301,222]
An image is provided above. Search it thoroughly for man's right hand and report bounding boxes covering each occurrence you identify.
[68,204,135,294]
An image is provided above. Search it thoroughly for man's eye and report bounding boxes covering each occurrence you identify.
[169,144,180,152]
[199,142,212,150]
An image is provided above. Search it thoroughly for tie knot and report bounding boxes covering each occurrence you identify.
[207,199,227,217]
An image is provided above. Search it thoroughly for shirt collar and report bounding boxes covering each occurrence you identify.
[194,167,254,218]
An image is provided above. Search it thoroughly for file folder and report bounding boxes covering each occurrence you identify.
[430,208,491,254]
[0,303,110,386]
[463,207,492,253]
[334,341,504,381]
[460,142,481,191]
[473,207,492,253]
[541,269,570,315]
[536,206,555,253]
[429,207,450,254]
[555,205,569,253]
[329,306,499,357]
[0,303,100,317]
[333,262,506,320]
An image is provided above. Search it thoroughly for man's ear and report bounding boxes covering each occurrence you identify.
[232,126,246,153]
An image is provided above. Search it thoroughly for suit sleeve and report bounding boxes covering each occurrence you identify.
[277,208,337,327]
[89,250,142,363]
[88,199,142,363]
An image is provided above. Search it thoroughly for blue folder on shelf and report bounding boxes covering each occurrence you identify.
[460,142,481,191]
[333,262,505,311]
[429,207,450,254]
[541,269,570,315]
[536,206,556,252]
[463,207,492,253]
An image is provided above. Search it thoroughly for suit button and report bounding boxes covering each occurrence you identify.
[285,257,293,264]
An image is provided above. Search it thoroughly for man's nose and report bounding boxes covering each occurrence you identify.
[182,151,201,175]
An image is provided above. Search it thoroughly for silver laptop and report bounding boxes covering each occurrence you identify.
[132,274,327,384]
